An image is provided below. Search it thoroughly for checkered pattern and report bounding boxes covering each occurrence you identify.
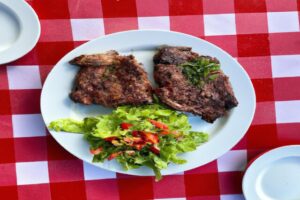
[0,0,299,199]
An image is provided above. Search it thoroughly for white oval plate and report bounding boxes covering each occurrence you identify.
[0,0,40,64]
[243,145,300,200]
[41,30,256,176]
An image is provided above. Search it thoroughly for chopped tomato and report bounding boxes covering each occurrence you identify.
[123,136,143,144]
[125,136,146,150]
[150,145,160,155]
[123,137,132,143]
[132,131,139,137]
[159,130,180,136]
[104,136,118,142]
[90,147,103,155]
[132,137,143,144]
[108,152,122,160]
[160,130,170,135]
[134,144,146,151]
[140,132,159,144]
[148,119,169,130]
[120,122,133,130]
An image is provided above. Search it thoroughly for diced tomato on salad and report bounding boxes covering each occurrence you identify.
[120,122,133,130]
[132,137,143,144]
[159,130,170,135]
[104,136,118,142]
[90,147,103,155]
[131,130,139,137]
[108,152,122,160]
[150,145,160,155]
[148,119,169,130]
[140,131,159,144]
[134,144,146,151]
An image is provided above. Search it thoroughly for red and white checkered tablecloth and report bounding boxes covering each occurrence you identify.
[0,0,300,199]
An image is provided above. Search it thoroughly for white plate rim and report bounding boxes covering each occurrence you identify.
[0,0,40,64]
[41,29,256,176]
[242,145,300,200]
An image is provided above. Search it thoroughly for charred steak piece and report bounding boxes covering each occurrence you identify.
[154,46,238,123]
[69,51,153,107]
[153,46,198,65]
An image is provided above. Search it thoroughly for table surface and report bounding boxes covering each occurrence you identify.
[0,0,300,199]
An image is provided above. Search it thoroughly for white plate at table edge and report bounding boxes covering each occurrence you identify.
[243,145,300,200]
[41,30,256,177]
[0,0,40,64]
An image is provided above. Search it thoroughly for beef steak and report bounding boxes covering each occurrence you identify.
[154,46,238,123]
[69,51,153,107]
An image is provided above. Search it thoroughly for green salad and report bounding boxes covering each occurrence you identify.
[49,104,208,181]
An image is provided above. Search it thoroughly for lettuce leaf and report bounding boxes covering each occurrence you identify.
[48,119,84,133]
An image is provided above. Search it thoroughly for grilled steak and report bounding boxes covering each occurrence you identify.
[154,46,238,123]
[69,51,153,107]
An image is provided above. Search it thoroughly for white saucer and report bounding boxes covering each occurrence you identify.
[0,0,40,64]
[243,145,300,200]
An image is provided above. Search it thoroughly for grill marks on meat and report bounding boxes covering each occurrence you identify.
[69,51,153,107]
[154,46,238,123]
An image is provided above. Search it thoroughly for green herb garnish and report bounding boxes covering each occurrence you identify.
[180,57,220,88]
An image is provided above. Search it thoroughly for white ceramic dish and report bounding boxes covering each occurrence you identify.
[0,0,40,64]
[41,30,256,176]
[243,145,300,200]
